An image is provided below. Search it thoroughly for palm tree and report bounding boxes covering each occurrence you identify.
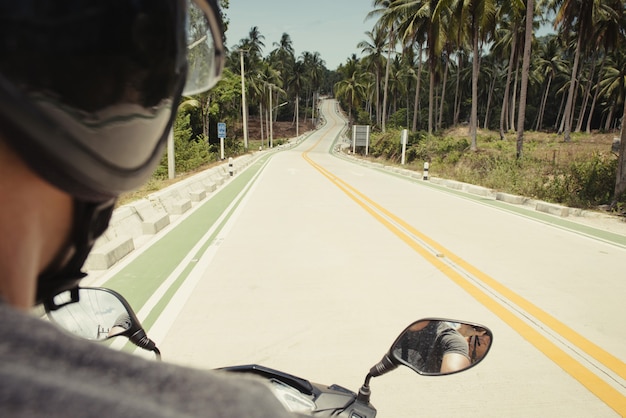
[516,0,536,159]
[270,33,296,88]
[607,49,626,202]
[550,0,606,142]
[446,0,471,127]
[369,0,400,133]
[334,55,367,124]
[533,35,567,131]
[245,26,265,59]
[257,62,282,143]
[385,0,446,135]
[442,0,497,150]
[478,54,503,130]
[492,5,524,139]
[303,52,326,122]
[391,0,429,131]
[583,0,623,133]
[357,27,388,127]
[287,59,307,137]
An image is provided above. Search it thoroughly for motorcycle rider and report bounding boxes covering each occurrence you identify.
[0,1,295,416]
[396,321,472,374]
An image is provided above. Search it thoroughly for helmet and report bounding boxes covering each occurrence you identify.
[0,0,224,200]
[0,0,225,302]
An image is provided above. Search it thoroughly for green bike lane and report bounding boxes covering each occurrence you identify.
[99,152,275,334]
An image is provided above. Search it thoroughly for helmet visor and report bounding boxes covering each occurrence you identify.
[185,0,225,95]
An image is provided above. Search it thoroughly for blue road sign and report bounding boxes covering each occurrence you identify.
[218,122,226,138]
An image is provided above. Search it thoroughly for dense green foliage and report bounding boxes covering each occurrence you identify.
[367,128,624,209]
[156,0,626,209]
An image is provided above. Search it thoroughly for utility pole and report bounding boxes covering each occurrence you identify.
[269,84,273,148]
[239,49,248,150]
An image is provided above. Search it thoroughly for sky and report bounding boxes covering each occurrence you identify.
[224,0,376,70]
[223,1,556,71]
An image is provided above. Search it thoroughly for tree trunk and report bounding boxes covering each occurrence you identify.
[259,98,264,143]
[203,96,210,140]
[604,105,615,131]
[470,22,479,151]
[562,31,583,142]
[536,75,552,131]
[613,104,626,204]
[510,55,520,133]
[586,55,606,133]
[484,75,496,129]
[412,43,423,132]
[434,84,439,130]
[428,65,435,135]
[382,31,393,133]
[454,54,463,125]
[500,24,517,140]
[555,90,566,131]
[296,94,299,137]
[576,54,595,132]
[438,56,449,129]
[516,0,534,159]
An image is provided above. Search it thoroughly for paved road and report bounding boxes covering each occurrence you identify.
[101,99,626,417]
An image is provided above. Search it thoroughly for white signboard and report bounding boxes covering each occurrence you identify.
[352,125,370,155]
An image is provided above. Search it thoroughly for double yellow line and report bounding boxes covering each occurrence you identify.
[302,114,626,415]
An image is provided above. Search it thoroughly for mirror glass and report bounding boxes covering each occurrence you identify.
[390,319,493,376]
[46,288,132,341]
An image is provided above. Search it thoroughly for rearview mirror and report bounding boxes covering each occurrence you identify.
[45,287,135,341]
[389,319,493,376]
[44,287,161,358]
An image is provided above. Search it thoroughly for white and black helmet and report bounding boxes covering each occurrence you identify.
[0,0,224,301]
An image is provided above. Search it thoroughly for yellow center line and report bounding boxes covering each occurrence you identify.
[301,111,626,415]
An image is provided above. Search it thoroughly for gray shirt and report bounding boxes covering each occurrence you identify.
[0,301,295,417]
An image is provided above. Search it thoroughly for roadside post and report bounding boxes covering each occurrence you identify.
[401,129,408,165]
[218,122,226,160]
[423,162,429,180]
[228,157,233,176]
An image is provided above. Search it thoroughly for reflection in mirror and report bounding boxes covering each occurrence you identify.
[390,319,493,376]
[46,288,132,341]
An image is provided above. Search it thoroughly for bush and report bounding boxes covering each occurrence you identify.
[540,154,617,207]
[154,113,217,179]
[387,108,410,129]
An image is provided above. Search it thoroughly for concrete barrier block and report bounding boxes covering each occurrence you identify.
[466,185,495,197]
[536,202,569,217]
[106,206,143,240]
[190,190,206,202]
[131,198,171,233]
[85,236,134,270]
[496,192,526,205]
[171,199,192,215]
[149,189,191,216]
[141,214,170,235]
[444,180,464,190]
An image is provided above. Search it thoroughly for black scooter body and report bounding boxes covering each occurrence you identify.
[222,364,377,417]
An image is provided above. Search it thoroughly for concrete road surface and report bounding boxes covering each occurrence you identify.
[99,99,626,417]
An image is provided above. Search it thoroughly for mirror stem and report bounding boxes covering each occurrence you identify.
[129,329,160,355]
[357,378,371,404]
[357,354,398,404]
[369,354,398,378]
